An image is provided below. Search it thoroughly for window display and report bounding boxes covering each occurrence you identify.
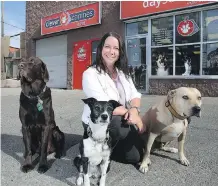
[176,12,200,44]
[176,45,200,76]
[151,47,173,76]
[126,8,218,78]
[152,16,173,46]
[203,43,218,75]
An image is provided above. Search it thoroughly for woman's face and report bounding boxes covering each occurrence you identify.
[102,36,120,67]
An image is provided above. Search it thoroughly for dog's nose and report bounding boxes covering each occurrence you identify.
[101,114,108,120]
[193,106,201,113]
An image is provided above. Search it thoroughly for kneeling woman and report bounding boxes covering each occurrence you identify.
[81,32,146,164]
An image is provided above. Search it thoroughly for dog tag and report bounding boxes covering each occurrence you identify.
[37,98,43,111]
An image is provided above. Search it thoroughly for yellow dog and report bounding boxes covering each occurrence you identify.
[139,87,202,173]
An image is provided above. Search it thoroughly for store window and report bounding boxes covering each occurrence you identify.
[91,40,100,64]
[151,47,173,76]
[176,12,201,44]
[176,45,200,76]
[202,42,218,75]
[127,38,146,89]
[126,20,148,36]
[203,9,218,42]
[152,16,173,46]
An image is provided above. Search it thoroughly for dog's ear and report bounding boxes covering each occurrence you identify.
[108,100,121,109]
[41,62,49,83]
[167,89,176,100]
[82,97,97,106]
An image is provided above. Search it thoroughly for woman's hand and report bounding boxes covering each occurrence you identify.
[127,108,146,133]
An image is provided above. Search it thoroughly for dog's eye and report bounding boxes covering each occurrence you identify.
[198,96,201,100]
[107,106,113,112]
[95,106,100,111]
[182,95,189,100]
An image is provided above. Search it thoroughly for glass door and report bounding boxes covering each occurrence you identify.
[126,37,148,93]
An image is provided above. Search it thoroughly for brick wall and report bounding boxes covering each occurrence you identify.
[149,79,218,97]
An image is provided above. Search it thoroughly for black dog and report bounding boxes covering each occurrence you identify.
[74,98,120,186]
[17,57,65,173]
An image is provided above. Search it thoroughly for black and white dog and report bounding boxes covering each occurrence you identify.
[182,53,192,76]
[74,98,120,186]
[155,53,169,76]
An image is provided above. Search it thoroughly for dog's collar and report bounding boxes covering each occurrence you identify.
[87,126,110,144]
[22,85,47,100]
[165,100,187,120]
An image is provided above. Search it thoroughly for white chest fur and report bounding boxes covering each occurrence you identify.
[157,121,186,142]
[83,138,111,166]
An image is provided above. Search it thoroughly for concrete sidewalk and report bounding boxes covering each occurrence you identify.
[1,88,218,186]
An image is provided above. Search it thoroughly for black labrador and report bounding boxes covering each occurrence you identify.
[17,57,65,173]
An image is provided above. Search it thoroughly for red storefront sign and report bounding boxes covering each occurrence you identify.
[120,1,215,20]
[41,2,101,35]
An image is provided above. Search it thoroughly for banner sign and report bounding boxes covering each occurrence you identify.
[41,2,101,35]
[120,1,215,20]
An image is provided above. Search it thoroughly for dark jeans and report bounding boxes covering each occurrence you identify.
[82,116,144,164]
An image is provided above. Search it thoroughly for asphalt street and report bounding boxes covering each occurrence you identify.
[1,88,218,186]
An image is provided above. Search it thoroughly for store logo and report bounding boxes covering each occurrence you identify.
[177,16,199,37]
[60,11,70,26]
[77,46,86,61]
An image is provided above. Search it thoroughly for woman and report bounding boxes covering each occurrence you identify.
[82,32,146,164]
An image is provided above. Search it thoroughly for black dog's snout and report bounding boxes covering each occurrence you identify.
[101,114,108,120]
[193,106,201,113]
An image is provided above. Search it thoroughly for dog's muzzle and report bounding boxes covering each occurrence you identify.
[100,114,109,123]
[18,64,32,82]
[192,106,201,117]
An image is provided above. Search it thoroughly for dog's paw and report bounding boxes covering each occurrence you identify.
[139,159,151,173]
[180,156,190,166]
[37,164,48,173]
[170,148,178,153]
[139,163,149,173]
[76,177,83,186]
[21,164,33,173]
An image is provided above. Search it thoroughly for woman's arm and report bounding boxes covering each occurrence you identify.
[82,68,109,101]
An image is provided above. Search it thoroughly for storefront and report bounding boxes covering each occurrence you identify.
[121,1,218,96]
[26,1,218,96]
[38,2,102,89]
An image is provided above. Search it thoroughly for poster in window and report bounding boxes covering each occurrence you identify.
[152,16,173,46]
[176,45,200,76]
[151,47,173,76]
[176,12,200,44]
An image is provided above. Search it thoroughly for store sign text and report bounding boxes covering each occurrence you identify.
[41,2,100,35]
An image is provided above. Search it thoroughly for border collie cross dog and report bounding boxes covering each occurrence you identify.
[18,57,65,173]
[74,98,120,186]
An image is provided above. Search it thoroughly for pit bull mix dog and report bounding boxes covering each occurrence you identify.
[139,87,202,173]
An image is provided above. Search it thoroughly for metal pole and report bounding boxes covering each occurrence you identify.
[1,1,5,79]
[1,1,4,37]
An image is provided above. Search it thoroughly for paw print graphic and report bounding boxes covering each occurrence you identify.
[180,23,190,34]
